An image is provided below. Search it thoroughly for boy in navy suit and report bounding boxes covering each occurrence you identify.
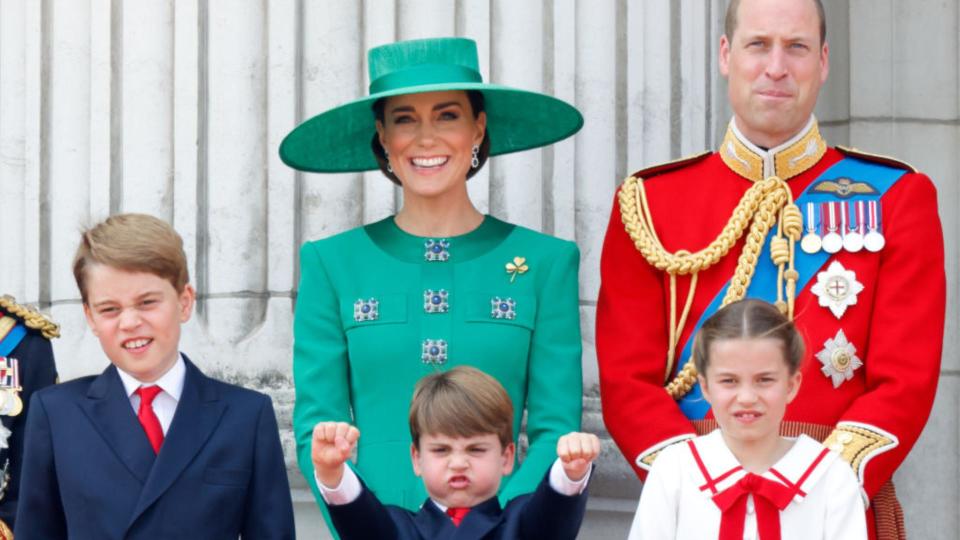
[312,366,599,539]
[15,213,295,539]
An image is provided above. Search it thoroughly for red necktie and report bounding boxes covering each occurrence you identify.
[136,386,164,454]
[446,507,470,527]
[712,473,794,540]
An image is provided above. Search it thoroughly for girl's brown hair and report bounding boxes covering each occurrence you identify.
[693,299,805,376]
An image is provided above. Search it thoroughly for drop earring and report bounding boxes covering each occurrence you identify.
[471,144,479,168]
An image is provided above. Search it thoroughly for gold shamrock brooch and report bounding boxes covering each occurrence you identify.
[505,257,528,283]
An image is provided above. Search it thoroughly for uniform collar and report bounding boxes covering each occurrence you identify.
[364,214,514,264]
[719,116,827,182]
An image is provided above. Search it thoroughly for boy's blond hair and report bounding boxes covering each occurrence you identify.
[73,213,190,303]
[409,366,514,450]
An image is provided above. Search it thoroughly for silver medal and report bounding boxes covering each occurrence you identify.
[864,231,885,252]
[822,233,843,254]
[801,233,822,254]
[843,232,864,252]
[800,202,821,254]
[863,200,885,252]
[843,201,863,253]
[822,202,842,254]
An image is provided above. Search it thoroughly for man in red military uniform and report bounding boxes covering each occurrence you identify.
[597,1,945,539]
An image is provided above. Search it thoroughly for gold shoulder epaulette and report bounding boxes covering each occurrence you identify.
[627,150,713,181]
[0,295,60,339]
[836,145,917,173]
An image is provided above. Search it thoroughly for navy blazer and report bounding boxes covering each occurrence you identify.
[327,471,589,540]
[14,355,295,539]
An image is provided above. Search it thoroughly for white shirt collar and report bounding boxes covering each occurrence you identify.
[116,353,186,401]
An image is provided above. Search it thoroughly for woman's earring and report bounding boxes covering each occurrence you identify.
[471,144,480,168]
[385,149,393,173]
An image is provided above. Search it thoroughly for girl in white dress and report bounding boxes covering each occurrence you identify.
[628,299,867,540]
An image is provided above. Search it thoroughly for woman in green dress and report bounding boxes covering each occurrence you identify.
[281,37,584,519]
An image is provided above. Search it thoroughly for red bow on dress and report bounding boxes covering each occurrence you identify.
[712,473,795,540]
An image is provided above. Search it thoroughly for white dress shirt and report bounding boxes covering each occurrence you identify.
[116,354,186,435]
[318,458,592,507]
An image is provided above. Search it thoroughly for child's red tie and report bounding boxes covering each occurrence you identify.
[446,507,470,526]
[136,386,164,454]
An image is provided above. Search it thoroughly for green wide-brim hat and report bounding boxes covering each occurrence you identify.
[279,37,584,173]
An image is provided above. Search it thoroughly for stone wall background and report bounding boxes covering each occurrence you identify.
[1,1,956,537]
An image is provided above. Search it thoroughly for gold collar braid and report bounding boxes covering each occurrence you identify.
[0,295,60,339]
[618,175,802,399]
[720,118,826,182]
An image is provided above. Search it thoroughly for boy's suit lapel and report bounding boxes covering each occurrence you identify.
[127,355,227,530]
[413,501,453,539]
[79,365,155,485]
[454,498,501,539]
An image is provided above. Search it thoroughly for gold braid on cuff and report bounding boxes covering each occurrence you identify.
[0,295,60,339]
[618,175,801,399]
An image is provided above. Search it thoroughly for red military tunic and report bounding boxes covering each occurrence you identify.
[597,118,945,539]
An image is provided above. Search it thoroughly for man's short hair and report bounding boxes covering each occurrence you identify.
[409,366,514,450]
[725,0,826,45]
[73,213,190,303]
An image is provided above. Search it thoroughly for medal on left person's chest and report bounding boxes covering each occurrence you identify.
[0,357,22,417]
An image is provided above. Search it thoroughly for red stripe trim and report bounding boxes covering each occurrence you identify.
[709,465,745,489]
[687,440,719,495]
[768,468,806,497]
[689,440,745,494]
[770,447,831,499]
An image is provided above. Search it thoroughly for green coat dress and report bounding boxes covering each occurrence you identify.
[293,215,583,514]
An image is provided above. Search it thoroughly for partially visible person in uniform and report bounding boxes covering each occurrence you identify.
[597,1,945,539]
[281,37,585,534]
[0,296,59,538]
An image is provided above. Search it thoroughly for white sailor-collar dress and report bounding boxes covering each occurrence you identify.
[629,429,867,540]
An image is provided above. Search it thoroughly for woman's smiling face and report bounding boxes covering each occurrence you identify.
[376,90,486,200]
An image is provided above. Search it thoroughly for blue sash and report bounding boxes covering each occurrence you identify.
[676,157,909,419]
[0,321,27,357]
